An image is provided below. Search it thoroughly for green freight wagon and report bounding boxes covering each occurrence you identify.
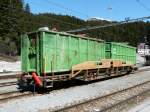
[21,29,136,88]
[105,42,136,65]
[21,29,106,87]
[21,30,106,74]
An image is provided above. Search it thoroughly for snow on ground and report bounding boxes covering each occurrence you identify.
[0,70,150,112]
[129,98,150,112]
[136,54,146,67]
[0,61,21,72]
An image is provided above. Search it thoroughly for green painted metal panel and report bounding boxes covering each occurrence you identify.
[106,42,136,65]
[21,34,29,72]
[41,32,106,73]
[79,38,88,62]
[21,30,105,75]
[21,33,41,75]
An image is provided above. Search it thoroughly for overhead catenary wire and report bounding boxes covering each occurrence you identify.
[0,0,85,31]
[2,1,150,33]
[25,0,84,28]
[45,0,90,18]
[66,16,150,33]
[136,0,150,12]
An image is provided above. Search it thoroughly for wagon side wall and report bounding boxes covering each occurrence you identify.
[41,31,106,73]
[106,42,136,65]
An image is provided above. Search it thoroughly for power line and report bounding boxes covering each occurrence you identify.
[66,16,150,33]
[136,0,150,12]
[0,1,84,31]
[26,1,84,28]
[45,0,90,18]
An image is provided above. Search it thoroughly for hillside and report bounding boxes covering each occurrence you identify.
[0,0,150,55]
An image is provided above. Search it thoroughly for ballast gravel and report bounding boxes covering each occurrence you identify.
[128,98,150,112]
[0,85,19,94]
[0,71,150,112]
[0,79,17,84]
[0,71,21,77]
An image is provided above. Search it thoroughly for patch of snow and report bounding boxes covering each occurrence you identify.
[38,27,49,31]
[136,54,146,67]
[87,17,112,21]
[0,61,21,72]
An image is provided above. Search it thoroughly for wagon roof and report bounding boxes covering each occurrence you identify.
[25,30,105,42]
[107,42,136,49]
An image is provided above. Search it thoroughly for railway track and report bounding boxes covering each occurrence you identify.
[0,67,150,104]
[0,82,17,87]
[0,73,20,79]
[99,87,150,112]
[0,91,33,103]
[55,80,150,112]
[0,72,29,102]
[0,72,20,88]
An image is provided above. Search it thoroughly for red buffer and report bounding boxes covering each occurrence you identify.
[32,72,43,87]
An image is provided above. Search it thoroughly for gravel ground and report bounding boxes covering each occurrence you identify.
[138,66,150,70]
[128,97,150,112]
[0,70,150,112]
[60,83,150,112]
[0,85,19,94]
[0,71,21,77]
[0,79,17,84]
[101,89,150,112]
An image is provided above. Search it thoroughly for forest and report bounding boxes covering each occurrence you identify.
[0,0,150,55]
